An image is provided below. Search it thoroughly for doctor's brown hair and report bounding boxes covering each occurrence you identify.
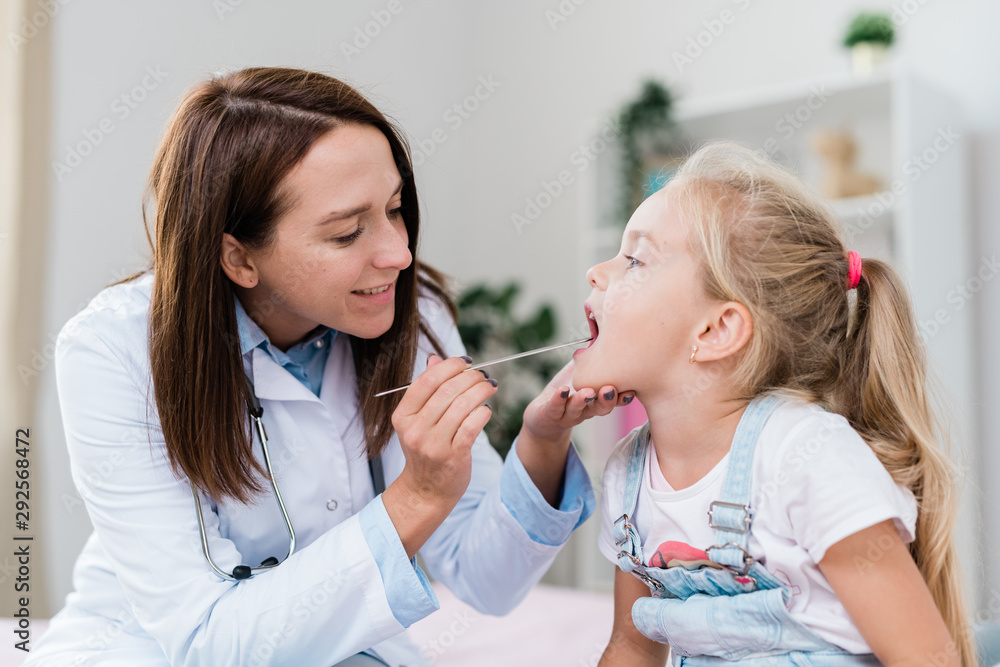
[671,142,974,665]
[127,67,452,504]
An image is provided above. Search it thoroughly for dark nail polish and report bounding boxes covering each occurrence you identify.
[603,390,615,401]
[460,355,473,364]
[484,403,492,411]
[478,369,490,379]
[488,379,498,387]
[560,389,570,399]
[584,394,596,404]
[426,353,434,364]
[623,394,634,405]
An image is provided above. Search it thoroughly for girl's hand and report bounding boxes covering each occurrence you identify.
[522,359,634,444]
[382,353,497,558]
[517,359,634,506]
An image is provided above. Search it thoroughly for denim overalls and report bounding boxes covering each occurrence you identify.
[612,395,880,666]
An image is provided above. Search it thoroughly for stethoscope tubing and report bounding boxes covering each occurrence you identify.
[192,379,297,582]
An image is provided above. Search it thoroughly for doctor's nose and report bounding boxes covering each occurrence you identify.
[371,215,412,271]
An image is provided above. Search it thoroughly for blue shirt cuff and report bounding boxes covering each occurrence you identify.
[499,438,596,546]
[357,495,440,628]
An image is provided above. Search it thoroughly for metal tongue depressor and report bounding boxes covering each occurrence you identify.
[373,337,593,397]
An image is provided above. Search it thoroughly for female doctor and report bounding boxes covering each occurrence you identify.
[28,67,628,667]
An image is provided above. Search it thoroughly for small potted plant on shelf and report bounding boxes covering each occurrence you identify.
[843,12,894,77]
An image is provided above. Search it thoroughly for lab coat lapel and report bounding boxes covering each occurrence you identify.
[321,334,362,443]
[249,347,320,405]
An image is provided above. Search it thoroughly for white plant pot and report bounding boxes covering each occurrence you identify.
[851,42,889,77]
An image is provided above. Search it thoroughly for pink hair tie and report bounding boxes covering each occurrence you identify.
[847,251,862,290]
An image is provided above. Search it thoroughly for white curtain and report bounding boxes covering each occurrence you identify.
[1,0,53,616]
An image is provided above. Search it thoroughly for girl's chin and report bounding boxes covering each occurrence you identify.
[571,369,611,392]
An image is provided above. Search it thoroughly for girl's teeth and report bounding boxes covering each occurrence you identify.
[358,285,389,295]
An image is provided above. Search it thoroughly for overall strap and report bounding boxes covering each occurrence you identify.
[612,423,651,573]
[706,394,781,572]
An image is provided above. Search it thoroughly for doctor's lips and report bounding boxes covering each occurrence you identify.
[351,281,395,303]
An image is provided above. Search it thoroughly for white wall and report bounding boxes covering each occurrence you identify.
[31,0,1000,618]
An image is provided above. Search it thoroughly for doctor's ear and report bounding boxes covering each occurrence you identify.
[694,302,752,362]
[220,233,259,288]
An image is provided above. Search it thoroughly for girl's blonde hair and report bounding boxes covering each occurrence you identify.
[671,142,974,665]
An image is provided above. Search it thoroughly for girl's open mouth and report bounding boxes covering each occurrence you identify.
[584,303,599,349]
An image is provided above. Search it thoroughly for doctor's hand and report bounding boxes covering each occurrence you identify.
[517,359,633,507]
[381,353,497,559]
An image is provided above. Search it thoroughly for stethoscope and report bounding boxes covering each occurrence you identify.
[192,377,385,581]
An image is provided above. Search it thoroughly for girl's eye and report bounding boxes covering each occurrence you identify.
[333,226,364,244]
[625,255,643,269]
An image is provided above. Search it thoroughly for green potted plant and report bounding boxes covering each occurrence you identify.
[456,282,563,459]
[843,12,894,77]
[616,80,678,225]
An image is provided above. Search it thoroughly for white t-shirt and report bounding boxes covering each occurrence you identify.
[598,397,918,654]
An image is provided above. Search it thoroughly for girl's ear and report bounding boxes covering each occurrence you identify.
[220,233,259,288]
[695,302,753,362]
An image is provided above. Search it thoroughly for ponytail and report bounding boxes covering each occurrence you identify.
[836,258,975,666]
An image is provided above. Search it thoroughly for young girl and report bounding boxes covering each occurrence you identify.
[574,142,974,666]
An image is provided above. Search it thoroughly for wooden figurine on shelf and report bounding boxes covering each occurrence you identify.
[812,129,881,199]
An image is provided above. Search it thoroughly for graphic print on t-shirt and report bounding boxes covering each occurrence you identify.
[648,540,721,570]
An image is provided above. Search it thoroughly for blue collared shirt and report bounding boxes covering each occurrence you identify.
[234,297,595,629]
[235,298,337,397]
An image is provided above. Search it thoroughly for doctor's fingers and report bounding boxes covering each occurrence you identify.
[430,379,498,446]
[396,355,478,416]
[453,404,494,451]
[405,363,496,427]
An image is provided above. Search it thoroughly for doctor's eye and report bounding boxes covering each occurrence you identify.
[388,207,403,219]
[333,226,364,245]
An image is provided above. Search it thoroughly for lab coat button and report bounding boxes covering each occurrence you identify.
[314,339,324,348]
[326,499,338,511]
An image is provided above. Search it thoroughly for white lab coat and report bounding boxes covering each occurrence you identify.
[28,273,588,667]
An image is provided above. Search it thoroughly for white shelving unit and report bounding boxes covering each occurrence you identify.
[570,70,979,604]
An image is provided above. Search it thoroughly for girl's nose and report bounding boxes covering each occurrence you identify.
[586,260,608,289]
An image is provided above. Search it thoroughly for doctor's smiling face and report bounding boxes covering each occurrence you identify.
[222,123,412,350]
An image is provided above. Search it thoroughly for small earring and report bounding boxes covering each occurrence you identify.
[689,345,698,364]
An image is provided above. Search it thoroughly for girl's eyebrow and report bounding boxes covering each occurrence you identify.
[625,229,653,242]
